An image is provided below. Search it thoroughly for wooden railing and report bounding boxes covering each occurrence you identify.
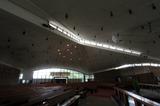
[114,87,160,106]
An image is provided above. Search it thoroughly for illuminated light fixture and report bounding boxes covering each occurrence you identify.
[109,45,116,50]
[84,40,90,44]
[49,23,57,29]
[79,39,85,44]
[123,49,132,53]
[115,64,133,69]
[19,73,23,79]
[95,62,160,73]
[131,51,141,55]
[57,27,63,32]
[90,41,96,46]
[116,47,124,51]
[67,44,70,47]
[57,49,60,52]
[151,63,158,67]
[49,21,142,56]
[67,33,71,37]
[134,64,142,66]
[142,63,151,66]
[96,43,103,47]
[63,31,67,35]
[102,44,109,48]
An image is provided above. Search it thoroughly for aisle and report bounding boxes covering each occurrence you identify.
[78,96,117,106]
[78,88,117,106]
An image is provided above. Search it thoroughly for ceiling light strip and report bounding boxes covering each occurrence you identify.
[49,21,141,56]
[94,62,160,73]
[113,63,160,70]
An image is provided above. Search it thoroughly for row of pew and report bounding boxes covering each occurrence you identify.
[0,82,103,106]
[0,85,83,106]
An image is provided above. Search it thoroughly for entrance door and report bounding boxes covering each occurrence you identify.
[55,78,67,84]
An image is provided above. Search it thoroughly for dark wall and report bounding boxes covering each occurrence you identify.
[133,73,157,84]
[0,63,20,85]
[94,70,121,83]
[94,67,159,84]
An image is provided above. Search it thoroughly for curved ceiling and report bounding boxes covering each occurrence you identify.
[0,0,160,73]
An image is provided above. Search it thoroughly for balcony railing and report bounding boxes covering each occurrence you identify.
[114,87,160,106]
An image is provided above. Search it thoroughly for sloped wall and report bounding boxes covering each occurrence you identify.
[94,70,121,83]
[94,67,160,84]
[0,63,20,85]
[132,73,157,84]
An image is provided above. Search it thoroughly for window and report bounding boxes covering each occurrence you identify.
[85,74,94,82]
[33,68,94,83]
[19,73,23,79]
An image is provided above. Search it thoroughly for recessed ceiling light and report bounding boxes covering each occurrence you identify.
[58,52,61,55]
[67,44,70,47]
[49,21,142,56]
[57,49,60,52]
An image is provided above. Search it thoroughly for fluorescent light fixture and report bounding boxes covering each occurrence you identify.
[49,20,142,56]
[57,27,63,32]
[103,44,109,48]
[134,64,142,66]
[95,62,160,73]
[63,31,67,35]
[109,46,116,50]
[124,49,132,53]
[49,22,57,29]
[142,63,151,66]
[90,41,96,45]
[84,40,91,45]
[151,63,158,67]
[132,51,141,55]
[97,43,103,47]
[115,64,134,69]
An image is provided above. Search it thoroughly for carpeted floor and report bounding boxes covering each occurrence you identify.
[79,88,118,106]
[87,88,114,98]
[78,95,117,106]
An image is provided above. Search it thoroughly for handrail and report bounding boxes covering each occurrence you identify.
[139,83,160,88]
[61,95,80,106]
[114,87,160,106]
